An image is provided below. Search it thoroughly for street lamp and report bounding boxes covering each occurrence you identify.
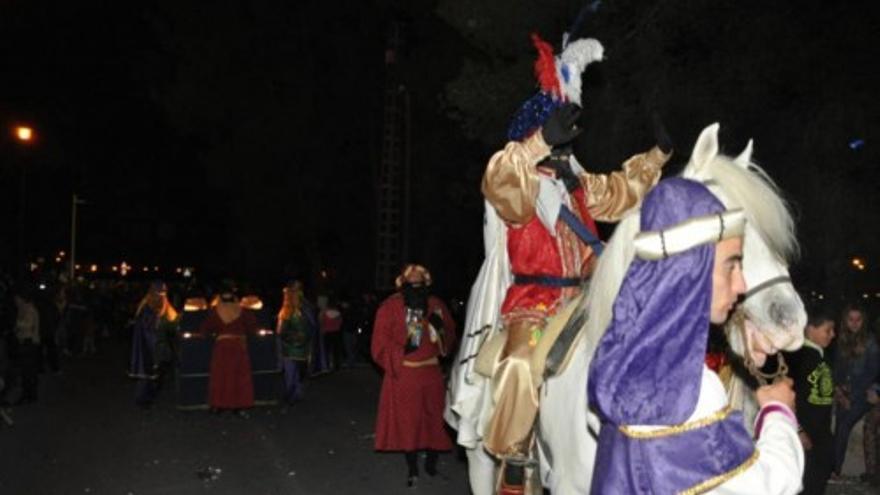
[14,126,34,143]
[12,124,36,273]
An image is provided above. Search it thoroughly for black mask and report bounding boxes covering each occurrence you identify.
[402,284,428,310]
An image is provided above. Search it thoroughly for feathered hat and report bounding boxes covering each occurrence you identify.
[507,34,604,141]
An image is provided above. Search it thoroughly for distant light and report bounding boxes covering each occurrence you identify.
[863,293,870,299]
[849,138,865,150]
[257,329,272,337]
[818,294,824,300]
[58,251,66,257]
[38,283,47,290]
[90,264,98,273]
[14,126,33,142]
[321,270,328,278]
[75,264,81,270]
[176,267,182,274]
[142,267,149,272]
[55,257,62,263]
[183,268,192,278]
[111,265,118,272]
[154,266,159,272]
[29,262,38,272]
[182,332,193,339]
[241,296,263,310]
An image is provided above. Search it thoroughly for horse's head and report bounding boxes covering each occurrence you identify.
[683,124,805,363]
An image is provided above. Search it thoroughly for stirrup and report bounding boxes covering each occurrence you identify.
[499,461,525,495]
[497,455,537,495]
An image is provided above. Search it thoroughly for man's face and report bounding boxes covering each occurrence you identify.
[807,320,836,348]
[710,236,746,325]
[845,310,864,333]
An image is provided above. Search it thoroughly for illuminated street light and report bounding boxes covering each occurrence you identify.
[12,124,36,274]
[14,125,34,143]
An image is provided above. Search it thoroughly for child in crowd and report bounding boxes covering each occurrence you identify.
[788,308,836,494]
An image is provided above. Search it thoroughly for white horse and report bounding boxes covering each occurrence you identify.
[538,123,806,492]
[446,123,806,494]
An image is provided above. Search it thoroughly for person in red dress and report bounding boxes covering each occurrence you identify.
[372,264,457,487]
[199,283,257,416]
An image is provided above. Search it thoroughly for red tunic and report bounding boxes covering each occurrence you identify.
[501,186,599,316]
[200,307,257,409]
[371,294,457,451]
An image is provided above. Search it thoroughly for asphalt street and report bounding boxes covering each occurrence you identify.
[0,341,873,494]
[0,343,469,495]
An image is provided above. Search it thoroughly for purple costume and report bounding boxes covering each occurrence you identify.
[588,178,755,493]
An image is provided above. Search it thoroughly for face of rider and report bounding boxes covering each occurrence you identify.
[710,236,746,325]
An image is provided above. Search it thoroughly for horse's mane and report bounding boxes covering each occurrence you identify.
[689,154,799,264]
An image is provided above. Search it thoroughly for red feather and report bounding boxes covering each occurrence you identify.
[531,33,560,97]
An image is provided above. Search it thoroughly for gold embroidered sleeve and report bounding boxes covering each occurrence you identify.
[481,132,552,225]
[581,146,671,222]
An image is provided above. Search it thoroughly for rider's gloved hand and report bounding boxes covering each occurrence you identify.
[542,103,582,147]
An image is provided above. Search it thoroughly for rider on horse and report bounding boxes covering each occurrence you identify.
[478,33,671,493]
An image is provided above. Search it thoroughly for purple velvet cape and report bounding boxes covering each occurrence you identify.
[587,178,754,494]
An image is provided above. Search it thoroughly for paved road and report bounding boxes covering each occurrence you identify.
[0,343,469,495]
[1,341,874,494]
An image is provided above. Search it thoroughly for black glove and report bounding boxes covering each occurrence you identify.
[541,103,582,147]
[652,111,673,154]
[543,154,581,193]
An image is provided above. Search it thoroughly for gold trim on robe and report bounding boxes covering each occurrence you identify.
[618,406,734,439]
[678,450,761,495]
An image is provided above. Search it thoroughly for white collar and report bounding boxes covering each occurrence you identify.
[803,338,824,358]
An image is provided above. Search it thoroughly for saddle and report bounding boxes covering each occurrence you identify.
[474,289,588,387]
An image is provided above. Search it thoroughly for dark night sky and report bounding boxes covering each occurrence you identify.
[1,1,878,300]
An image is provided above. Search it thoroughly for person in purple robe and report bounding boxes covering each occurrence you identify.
[588,178,803,494]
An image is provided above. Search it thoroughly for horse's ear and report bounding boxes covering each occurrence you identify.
[690,123,720,171]
[733,139,753,169]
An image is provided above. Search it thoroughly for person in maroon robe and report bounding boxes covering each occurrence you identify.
[372,264,457,487]
[199,284,257,416]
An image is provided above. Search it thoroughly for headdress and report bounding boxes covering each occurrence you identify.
[395,264,432,289]
[507,34,604,141]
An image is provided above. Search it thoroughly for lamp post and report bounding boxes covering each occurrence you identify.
[13,125,35,273]
[70,194,86,283]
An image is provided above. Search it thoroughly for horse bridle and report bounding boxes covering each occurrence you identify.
[701,179,793,385]
[744,275,792,301]
[736,273,794,386]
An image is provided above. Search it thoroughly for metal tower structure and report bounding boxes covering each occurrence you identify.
[375,21,411,291]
